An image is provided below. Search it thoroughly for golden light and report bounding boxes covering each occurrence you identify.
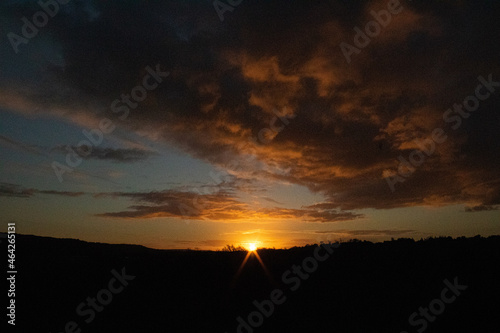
[232,241,272,286]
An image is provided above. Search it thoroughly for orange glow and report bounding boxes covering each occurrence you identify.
[232,242,273,285]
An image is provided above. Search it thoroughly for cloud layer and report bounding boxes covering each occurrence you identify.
[0,183,84,197]
[95,189,363,222]
[1,0,499,215]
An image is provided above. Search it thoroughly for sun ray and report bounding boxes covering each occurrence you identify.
[232,244,274,286]
[252,250,273,282]
[232,251,252,285]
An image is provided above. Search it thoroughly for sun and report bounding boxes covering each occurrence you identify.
[248,243,257,252]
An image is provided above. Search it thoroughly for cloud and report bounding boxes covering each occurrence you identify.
[37,190,85,197]
[0,183,84,198]
[1,0,499,212]
[0,134,49,157]
[95,189,362,222]
[95,189,246,220]
[315,229,417,237]
[262,197,283,205]
[0,135,156,164]
[0,183,35,198]
[465,205,500,213]
[52,146,158,163]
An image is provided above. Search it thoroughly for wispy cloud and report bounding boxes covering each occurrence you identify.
[51,146,158,163]
[95,189,362,222]
[0,183,35,198]
[0,183,84,198]
[0,134,49,157]
[465,205,499,213]
[315,229,417,237]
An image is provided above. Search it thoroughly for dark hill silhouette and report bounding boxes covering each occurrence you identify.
[6,234,500,332]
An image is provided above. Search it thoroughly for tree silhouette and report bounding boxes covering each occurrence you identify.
[220,244,246,252]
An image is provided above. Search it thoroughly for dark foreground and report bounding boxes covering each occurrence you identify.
[6,234,500,333]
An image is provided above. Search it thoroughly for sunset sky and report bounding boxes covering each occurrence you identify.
[1,0,499,249]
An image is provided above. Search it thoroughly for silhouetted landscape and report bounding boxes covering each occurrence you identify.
[8,233,500,332]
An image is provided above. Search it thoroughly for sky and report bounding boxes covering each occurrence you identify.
[0,0,499,250]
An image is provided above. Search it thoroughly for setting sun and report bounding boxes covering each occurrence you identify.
[248,243,257,251]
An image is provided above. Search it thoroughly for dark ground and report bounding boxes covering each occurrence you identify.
[4,234,500,333]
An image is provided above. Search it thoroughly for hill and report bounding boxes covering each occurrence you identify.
[6,234,500,332]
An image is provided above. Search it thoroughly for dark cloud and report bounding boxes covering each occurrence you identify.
[95,189,245,220]
[1,0,499,212]
[0,183,84,197]
[54,146,158,163]
[465,205,500,213]
[0,183,35,198]
[262,197,283,205]
[0,135,156,164]
[316,229,417,236]
[38,190,85,197]
[95,188,362,222]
